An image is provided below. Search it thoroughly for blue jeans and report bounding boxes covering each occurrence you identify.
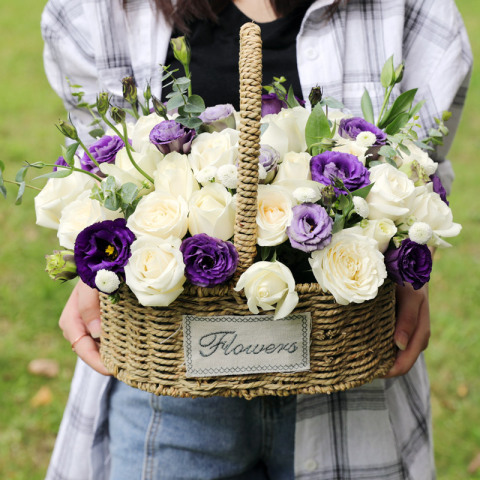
[108,379,296,480]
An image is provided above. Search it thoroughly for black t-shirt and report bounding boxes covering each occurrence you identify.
[163,2,310,109]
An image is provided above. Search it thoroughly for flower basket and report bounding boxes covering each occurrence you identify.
[99,23,396,398]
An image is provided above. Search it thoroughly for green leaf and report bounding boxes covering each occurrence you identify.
[336,194,350,211]
[33,169,73,181]
[397,143,411,156]
[332,213,345,234]
[378,89,417,128]
[321,96,344,110]
[380,55,395,89]
[384,112,410,135]
[104,195,119,211]
[351,183,374,199]
[305,104,331,153]
[89,128,105,139]
[183,94,205,113]
[64,142,79,167]
[409,99,426,119]
[378,145,397,159]
[15,182,26,205]
[179,116,203,129]
[119,182,139,205]
[0,160,6,198]
[286,85,301,108]
[166,94,186,111]
[261,246,272,261]
[361,89,375,124]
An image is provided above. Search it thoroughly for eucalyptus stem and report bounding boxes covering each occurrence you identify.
[4,179,42,191]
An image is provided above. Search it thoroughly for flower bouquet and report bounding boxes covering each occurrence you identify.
[1,23,460,397]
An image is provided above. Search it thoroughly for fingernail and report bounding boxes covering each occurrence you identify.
[395,332,408,351]
[88,319,102,339]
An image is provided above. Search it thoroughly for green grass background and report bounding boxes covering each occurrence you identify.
[0,1,478,478]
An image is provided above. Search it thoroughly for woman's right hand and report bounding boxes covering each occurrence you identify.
[59,279,111,375]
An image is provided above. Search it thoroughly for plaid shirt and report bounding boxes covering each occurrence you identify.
[42,1,472,479]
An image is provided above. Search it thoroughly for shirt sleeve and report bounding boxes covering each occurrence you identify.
[402,0,472,165]
[41,0,101,143]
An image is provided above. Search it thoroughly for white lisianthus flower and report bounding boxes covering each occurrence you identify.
[130,113,165,152]
[95,269,121,294]
[355,131,377,147]
[153,151,199,202]
[408,221,433,245]
[309,230,387,305]
[34,172,96,230]
[273,151,312,184]
[234,261,299,319]
[57,191,122,249]
[188,183,235,240]
[332,139,369,165]
[189,128,238,174]
[256,185,293,246]
[100,144,161,190]
[217,164,238,189]
[404,183,461,247]
[127,191,188,240]
[125,236,186,307]
[195,166,217,185]
[293,186,320,204]
[352,196,369,218]
[261,106,310,160]
[357,218,397,253]
[367,163,416,221]
[396,140,438,177]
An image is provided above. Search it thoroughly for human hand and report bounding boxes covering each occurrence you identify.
[59,279,111,375]
[385,283,430,378]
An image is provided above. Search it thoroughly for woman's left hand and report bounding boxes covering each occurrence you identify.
[385,283,431,378]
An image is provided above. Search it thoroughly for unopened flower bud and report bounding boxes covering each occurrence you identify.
[110,106,126,125]
[45,250,77,281]
[308,86,323,108]
[152,95,168,119]
[321,185,336,210]
[170,36,191,67]
[143,83,152,103]
[96,92,110,116]
[56,120,78,141]
[122,76,138,105]
[394,63,405,83]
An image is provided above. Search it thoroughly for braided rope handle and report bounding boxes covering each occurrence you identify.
[234,23,262,276]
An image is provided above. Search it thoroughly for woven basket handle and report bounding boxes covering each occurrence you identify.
[234,22,262,276]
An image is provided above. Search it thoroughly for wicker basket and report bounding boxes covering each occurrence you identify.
[99,23,396,399]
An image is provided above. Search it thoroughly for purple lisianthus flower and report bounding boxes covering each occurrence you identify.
[261,93,305,117]
[384,238,432,290]
[258,144,280,183]
[339,117,387,147]
[180,233,238,287]
[149,120,195,155]
[74,218,135,291]
[287,203,333,252]
[310,151,371,194]
[81,135,125,175]
[430,174,449,205]
[199,104,236,132]
[53,155,69,172]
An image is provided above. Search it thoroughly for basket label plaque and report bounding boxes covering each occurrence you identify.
[183,313,311,377]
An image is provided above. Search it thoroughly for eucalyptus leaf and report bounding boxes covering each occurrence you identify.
[397,143,411,156]
[361,89,375,124]
[104,194,119,211]
[378,145,397,159]
[380,55,395,89]
[385,157,398,167]
[305,103,331,153]
[166,94,186,111]
[89,128,106,139]
[33,169,73,180]
[15,182,26,205]
[183,94,205,113]
[179,116,203,129]
[321,96,344,110]
[0,160,6,198]
[64,142,79,166]
[119,182,139,205]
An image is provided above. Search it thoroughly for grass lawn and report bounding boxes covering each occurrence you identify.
[0,0,478,479]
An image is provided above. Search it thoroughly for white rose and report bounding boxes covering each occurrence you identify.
[131,113,165,152]
[34,172,96,230]
[127,191,188,240]
[100,144,161,189]
[261,106,309,159]
[153,151,199,202]
[367,163,416,221]
[397,140,438,177]
[57,191,122,249]
[273,151,312,184]
[348,218,397,253]
[309,230,387,305]
[333,139,369,165]
[125,236,186,307]
[234,261,299,319]
[189,128,238,174]
[188,183,235,240]
[256,185,293,246]
[404,184,461,247]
